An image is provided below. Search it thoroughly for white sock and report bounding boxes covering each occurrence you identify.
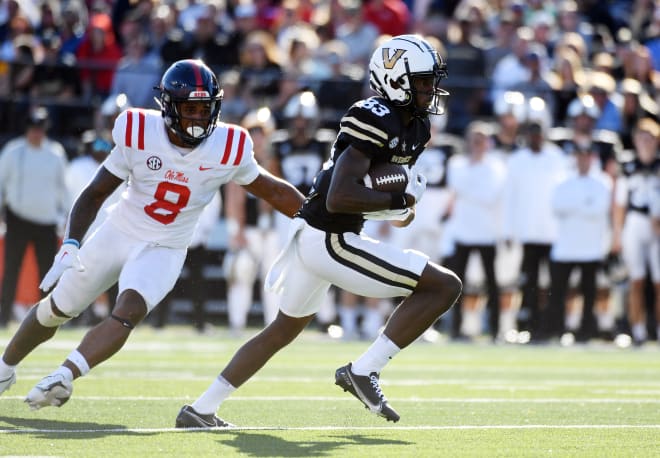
[498,309,517,336]
[631,323,648,342]
[339,306,359,338]
[66,350,90,376]
[597,311,615,331]
[0,358,16,379]
[361,308,383,340]
[565,311,581,332]
[656,326,660,343]
[351,334,400,376]
[53,366,74,383]
[191,375,236,415]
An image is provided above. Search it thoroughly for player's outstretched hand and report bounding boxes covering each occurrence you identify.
[405,165,427,203]
[39,241,85,291]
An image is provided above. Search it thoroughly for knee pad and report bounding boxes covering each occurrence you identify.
[36,296,72,327]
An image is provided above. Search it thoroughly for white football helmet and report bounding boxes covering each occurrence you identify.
[369,34,448,115]
[283,91,319,120]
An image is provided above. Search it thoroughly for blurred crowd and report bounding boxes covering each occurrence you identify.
[0,0,659,346]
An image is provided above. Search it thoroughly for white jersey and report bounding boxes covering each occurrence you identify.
[104,109,260,248]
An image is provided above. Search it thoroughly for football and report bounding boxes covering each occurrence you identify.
[363,162,408,192]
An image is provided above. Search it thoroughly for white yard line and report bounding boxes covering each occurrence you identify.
[2,395,660,403]
[1,424,660,434]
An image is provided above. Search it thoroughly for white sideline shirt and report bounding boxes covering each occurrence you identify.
[0,137,70,225]
[104,109,259,249]
[551,172,612,262]
[447,153,507,245]
[502,143,568,244]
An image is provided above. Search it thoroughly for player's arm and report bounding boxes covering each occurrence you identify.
[243,166,305,218]
[326,146,414,214]
[64,166,124,242]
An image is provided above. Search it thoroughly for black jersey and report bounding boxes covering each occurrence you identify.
[297,97,432,234]
[621,156,660,214]
[271,128,335,196]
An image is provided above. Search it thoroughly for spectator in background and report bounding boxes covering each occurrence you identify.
[484,9,517,77]
[444,12,487,135]
[75,12,123,103]
[314,40,366,127]
[490,26,533,106]
[550,94,622,177]
[160,3,240,71]
[512,44,556,122]
[109,31,162,109]
[613,118,660,345]
[363,0,411,37]
[549,46,584,125]
[445,121,506,341]
[145,3,176,62]
[556,0,594,54]
[333,0,380,66]
[0,108,70,327]
[489,91,527,341]
[238,30,284,105]
[31,32,80,103]
[618,78,659,150]
[539,141,612,343]
[588,71,624,135]
[58,1,87,58]
[502,102,567,338]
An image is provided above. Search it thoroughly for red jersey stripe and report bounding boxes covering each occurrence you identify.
[138,111,145,150]
[233,130,246,165]
[125,111,133,147]
[220,128,234,164]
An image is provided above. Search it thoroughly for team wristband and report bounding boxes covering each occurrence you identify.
[389,192,407,210]
[63,238,80,248]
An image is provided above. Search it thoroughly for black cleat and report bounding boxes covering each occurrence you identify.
[335,362,400,422]
[175,405,234,429]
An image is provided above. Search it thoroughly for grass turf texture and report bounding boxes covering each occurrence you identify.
[0,326,659,457]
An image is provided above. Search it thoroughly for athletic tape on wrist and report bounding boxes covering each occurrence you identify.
[66,349,90,376]
[63,238,80,248]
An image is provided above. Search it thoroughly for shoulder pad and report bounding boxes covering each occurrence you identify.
[112,108,170,153]
[339,97,399,149]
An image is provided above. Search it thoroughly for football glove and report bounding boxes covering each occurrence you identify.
[364,208,411,221]
[39,241,85,291]
[405,165,427,203]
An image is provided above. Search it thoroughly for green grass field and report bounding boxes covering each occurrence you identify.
[1,325,659,457]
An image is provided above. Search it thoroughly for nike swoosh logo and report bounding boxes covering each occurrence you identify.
[412,144,420,150]
[199,166,213,171]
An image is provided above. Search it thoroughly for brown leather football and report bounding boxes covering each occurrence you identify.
[363,162,408,192]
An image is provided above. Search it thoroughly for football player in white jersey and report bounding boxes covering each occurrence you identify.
[176,35,462,428]
[0,59,305,409]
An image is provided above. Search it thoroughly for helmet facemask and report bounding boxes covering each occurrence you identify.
[162,95,222,146]
[157,59,224,147]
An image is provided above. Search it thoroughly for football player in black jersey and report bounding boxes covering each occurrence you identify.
[176,35,462,428]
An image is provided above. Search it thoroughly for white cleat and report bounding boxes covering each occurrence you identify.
[0,372,16,395]
[25,373,73,410]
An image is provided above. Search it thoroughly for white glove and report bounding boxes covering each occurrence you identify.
[364,208,411,221]
[405,165,427,203]
[39,241,85,291]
